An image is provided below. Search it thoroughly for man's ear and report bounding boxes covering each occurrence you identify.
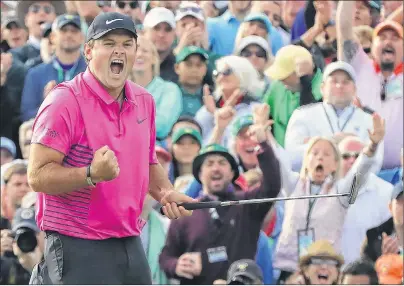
[84,43,93,62]
[174,63,180,75]
[389,201,393,214]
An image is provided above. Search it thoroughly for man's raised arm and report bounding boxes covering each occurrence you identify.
[336,1,360,62]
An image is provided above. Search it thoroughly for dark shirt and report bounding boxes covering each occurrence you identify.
[159,52,178,84]
[159,142,281,284]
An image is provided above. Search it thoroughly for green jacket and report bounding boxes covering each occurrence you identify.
[264,68,323,147]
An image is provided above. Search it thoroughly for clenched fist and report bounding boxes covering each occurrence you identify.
[90,145,120,183]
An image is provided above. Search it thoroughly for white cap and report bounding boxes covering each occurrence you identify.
[235,36,270,55]
[175,1,204,22]
[143,7,176,29]
[323,61,357,83]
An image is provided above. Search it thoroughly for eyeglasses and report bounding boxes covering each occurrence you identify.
[342,152,360,160]
[240,48,267,59]
[310,258,339,266]
[28,3,55,14]
[178,6,203,14]
[116,1,139,9]
[363,47,371,54]
[213,68,233,79]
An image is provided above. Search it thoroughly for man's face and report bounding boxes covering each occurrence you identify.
[114,0,142,22]
[53,24,83,53]
[172,136,200,164]
[339,138,363,176]
[5,174,31,207]
[282,1,306,28]
[200,154,234,194]
[85,31,137,92]
[25,1,56,38]
[0,148,14,166]
[321,71,356,109]
[372,29,403,72]
[354,1,372,26]
[3,23,27,49]
[235,127,258,169]
[229,1,252,13]
[281,72,301,92]
[176,55,207,86]
[176,16,204,40]
[259,1,282,28]
[245,20,268,38]
[341,274,370,285]
[144,23,175,53]
[240,44,268,73]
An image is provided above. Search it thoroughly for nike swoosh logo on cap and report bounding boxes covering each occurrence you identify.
[106,19,123,25]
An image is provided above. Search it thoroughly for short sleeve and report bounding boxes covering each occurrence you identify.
[148,95,158,165]
[31,87,78,156]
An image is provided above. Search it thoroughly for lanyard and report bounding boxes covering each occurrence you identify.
[305,182,317,230]
[322,104,356,134]
[53,59,80,83]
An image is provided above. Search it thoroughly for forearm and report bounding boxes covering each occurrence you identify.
[386,5,403,24]
[208,126,225,145]
[149,163,174,203]
[300,26,323,48]
[28,163,89,195]
[337,1,358,62]
[257,142,281,199]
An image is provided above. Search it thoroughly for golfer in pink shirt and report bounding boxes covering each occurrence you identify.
[28,12,194,285]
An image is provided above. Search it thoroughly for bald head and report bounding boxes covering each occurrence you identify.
[339,136,364,177]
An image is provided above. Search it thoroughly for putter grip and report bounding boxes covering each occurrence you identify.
[159,201,221,215]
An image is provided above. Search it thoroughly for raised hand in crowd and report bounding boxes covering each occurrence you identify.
[364,113,385,156]
[43,80,57,99]
[381,232,400,255]
[175,22,208,54]
[203,84,244,114]
[295,57,314,78]
[251,103,274,143]
[313,0,333,28]
[0,52,13,86]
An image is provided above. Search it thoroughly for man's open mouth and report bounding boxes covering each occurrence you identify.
[382,46,395,56]
[110,59,124,75]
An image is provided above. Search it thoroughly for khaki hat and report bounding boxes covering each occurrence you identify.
[373,21,403,39]
[266,45,312,81]
[375,254,403,285]
[299,240,344,268]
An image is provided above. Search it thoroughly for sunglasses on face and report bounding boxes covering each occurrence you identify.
[342,152,360,160]
[29,3,54,14]
[240,48,267,59]
[363,47,371,54]
[213,68,233,79]
[178,6,202,14]
[116,1,139,9]
[310,258,339,266]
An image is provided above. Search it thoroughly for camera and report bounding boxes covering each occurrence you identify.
[12,227,38,253]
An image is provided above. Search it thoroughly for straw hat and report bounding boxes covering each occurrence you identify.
[299,240,344,268]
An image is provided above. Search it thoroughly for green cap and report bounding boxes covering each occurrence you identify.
[232,115,254,136]
[175,46,209,64]
[192,143,239,183]
[171,127,202,146]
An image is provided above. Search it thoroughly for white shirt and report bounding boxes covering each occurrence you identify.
[341,173,393,264]
[284,102,384,173]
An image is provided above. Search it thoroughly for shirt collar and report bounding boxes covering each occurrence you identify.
[82,68,138,106]
[222,10,237,23]
[323,102,354,118]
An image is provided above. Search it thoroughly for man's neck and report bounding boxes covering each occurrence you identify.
[178,163,192,177]
[55,49,81,65]
[158,49,172,63]
[229,7,249,21]
[133,70,154,88]
[180,83,202,94]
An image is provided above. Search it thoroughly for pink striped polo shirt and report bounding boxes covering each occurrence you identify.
[31,69,158,239]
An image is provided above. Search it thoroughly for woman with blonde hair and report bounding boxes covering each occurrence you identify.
[273,114,385,284]
[130,36,183,141]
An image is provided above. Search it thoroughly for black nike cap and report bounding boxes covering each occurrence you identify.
[86,12,137,43]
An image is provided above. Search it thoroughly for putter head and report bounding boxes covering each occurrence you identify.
[348,173,360,204]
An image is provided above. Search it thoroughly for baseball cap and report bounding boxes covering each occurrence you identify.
[171,127,202,146]
[235,36,270,56]
[391,181,403,201]
[232,115,254,137]
[364,0,381,11]
[12,207,39,233]
[41,22,53,38]
[375,254,403,285]
[176,46,209,64]
[2,16,22,29]
[244,13,272,33]
[227,259,263,284]
[0,137,16,158]
[86,12,138,43]
[175,2,204,22]
[143,7,176,29]
[266,45,312,81]
[322,61,357,83]
[52,14,81,32]
[373,20,403,39]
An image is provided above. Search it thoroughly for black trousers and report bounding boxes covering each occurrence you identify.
[30,231,152,285]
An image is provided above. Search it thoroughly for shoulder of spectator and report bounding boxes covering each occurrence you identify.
[295,101,320,111]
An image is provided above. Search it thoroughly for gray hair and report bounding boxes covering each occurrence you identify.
[215,56,264,99]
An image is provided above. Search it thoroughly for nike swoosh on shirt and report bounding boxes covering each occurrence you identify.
[137,118,147,124]
[106,19,123,25]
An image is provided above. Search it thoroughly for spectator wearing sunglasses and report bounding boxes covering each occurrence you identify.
[337,135,393,264]
[235,36,273,99]
[112,1,143,26]
[10,1,65,70]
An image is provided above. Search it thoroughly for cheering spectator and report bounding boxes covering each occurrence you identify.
[281,1,306,36]
[196,56,262,147]
[1,17,27,53]
[112,0,144,25]
[339,259,379,285]
[0,137,16,166]
[274,113,384,283]
[18,119,35,160]
[265,45,322,147]
[285,61,384,172]
[375,254,403,285]
[286,240,343,285]
[166,116,203,150]
[354,0,381,28]
[353,25,374,59]
[175,46,208,117]
[337,1,403,170]
[235,36,272,97]
[143,7,178,83]
[338,135,393,264]
[20,14,86,122]
[130,35,182,140]
[11,1,64,69]
[72,1,102,27]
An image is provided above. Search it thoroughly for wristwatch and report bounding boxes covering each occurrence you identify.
[86,165,96,187]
